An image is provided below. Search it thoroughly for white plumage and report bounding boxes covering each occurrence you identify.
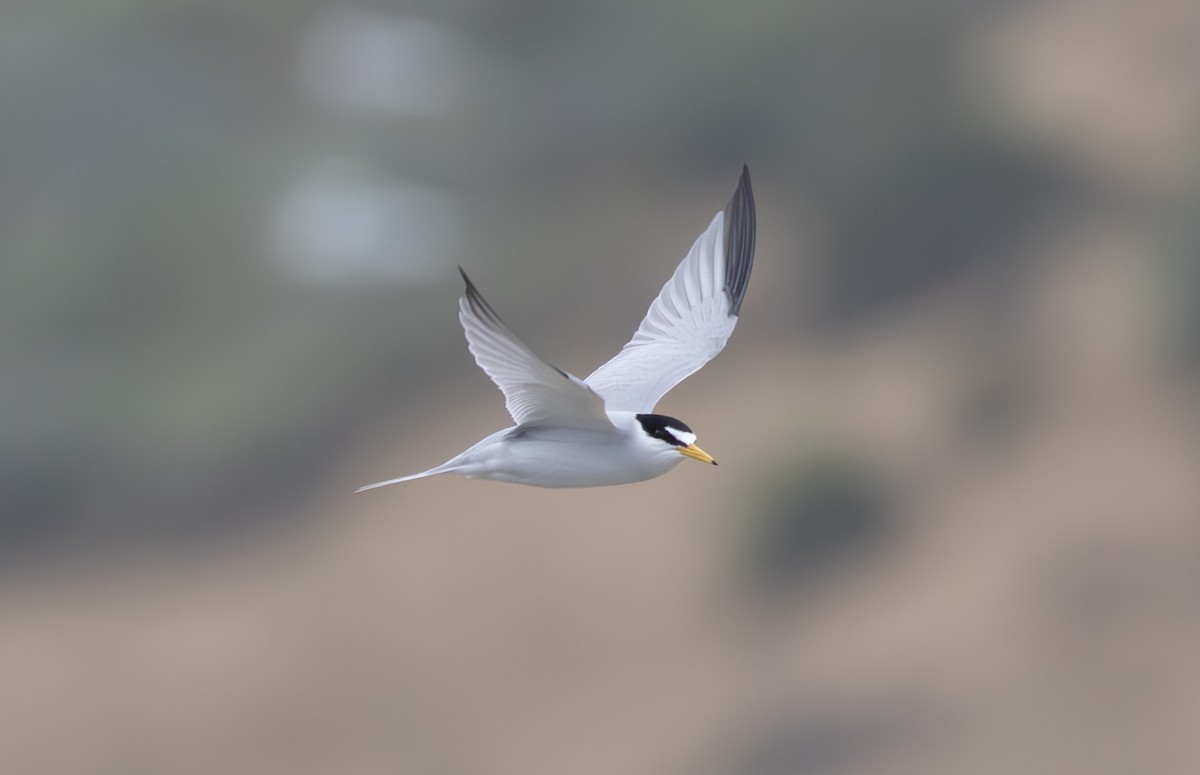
[357,166,756,491]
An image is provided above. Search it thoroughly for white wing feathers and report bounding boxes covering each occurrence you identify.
[585,165,756,412]
[457,269,615,431]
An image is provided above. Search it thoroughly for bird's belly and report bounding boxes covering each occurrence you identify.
[467,430,681,488]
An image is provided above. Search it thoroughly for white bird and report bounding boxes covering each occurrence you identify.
[357,165,756,491]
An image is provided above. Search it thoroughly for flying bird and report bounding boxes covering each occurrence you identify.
[358,165,756,490]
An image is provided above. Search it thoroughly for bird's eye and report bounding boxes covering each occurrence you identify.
[636,414,695,447]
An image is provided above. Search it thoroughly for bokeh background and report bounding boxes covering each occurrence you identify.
[4,0,1200,773]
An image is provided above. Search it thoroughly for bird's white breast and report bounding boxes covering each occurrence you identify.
[449,417,683,488]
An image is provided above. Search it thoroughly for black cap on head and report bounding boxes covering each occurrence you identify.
[636,414,693,446]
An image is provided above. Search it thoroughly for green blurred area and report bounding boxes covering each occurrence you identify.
[0,0,1085,553]
[3,1,1200,773]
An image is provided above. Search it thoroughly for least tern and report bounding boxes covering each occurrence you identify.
[358,165,756,491]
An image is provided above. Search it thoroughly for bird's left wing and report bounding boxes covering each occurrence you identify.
[458,268,616,431]
[585,165,756,412]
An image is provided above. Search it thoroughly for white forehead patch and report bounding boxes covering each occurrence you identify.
[667,427,697,446]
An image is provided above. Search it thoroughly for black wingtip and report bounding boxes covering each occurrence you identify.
[723,165,756,316]
[458,266,489,307]
[457,266,500,324]
[455,265,574,383]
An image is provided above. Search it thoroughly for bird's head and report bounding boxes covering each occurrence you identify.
[635,414,717,465]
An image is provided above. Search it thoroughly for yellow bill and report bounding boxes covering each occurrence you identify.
[678,443,717,466]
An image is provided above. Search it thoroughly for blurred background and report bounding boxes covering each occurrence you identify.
[4,0,1200,772]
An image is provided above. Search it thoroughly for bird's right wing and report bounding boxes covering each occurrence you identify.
[458,269,616,432]
[585,166,756,412]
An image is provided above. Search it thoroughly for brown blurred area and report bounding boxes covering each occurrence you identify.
[4,1,1200,773]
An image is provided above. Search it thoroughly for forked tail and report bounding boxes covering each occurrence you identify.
[355,463,455,493]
